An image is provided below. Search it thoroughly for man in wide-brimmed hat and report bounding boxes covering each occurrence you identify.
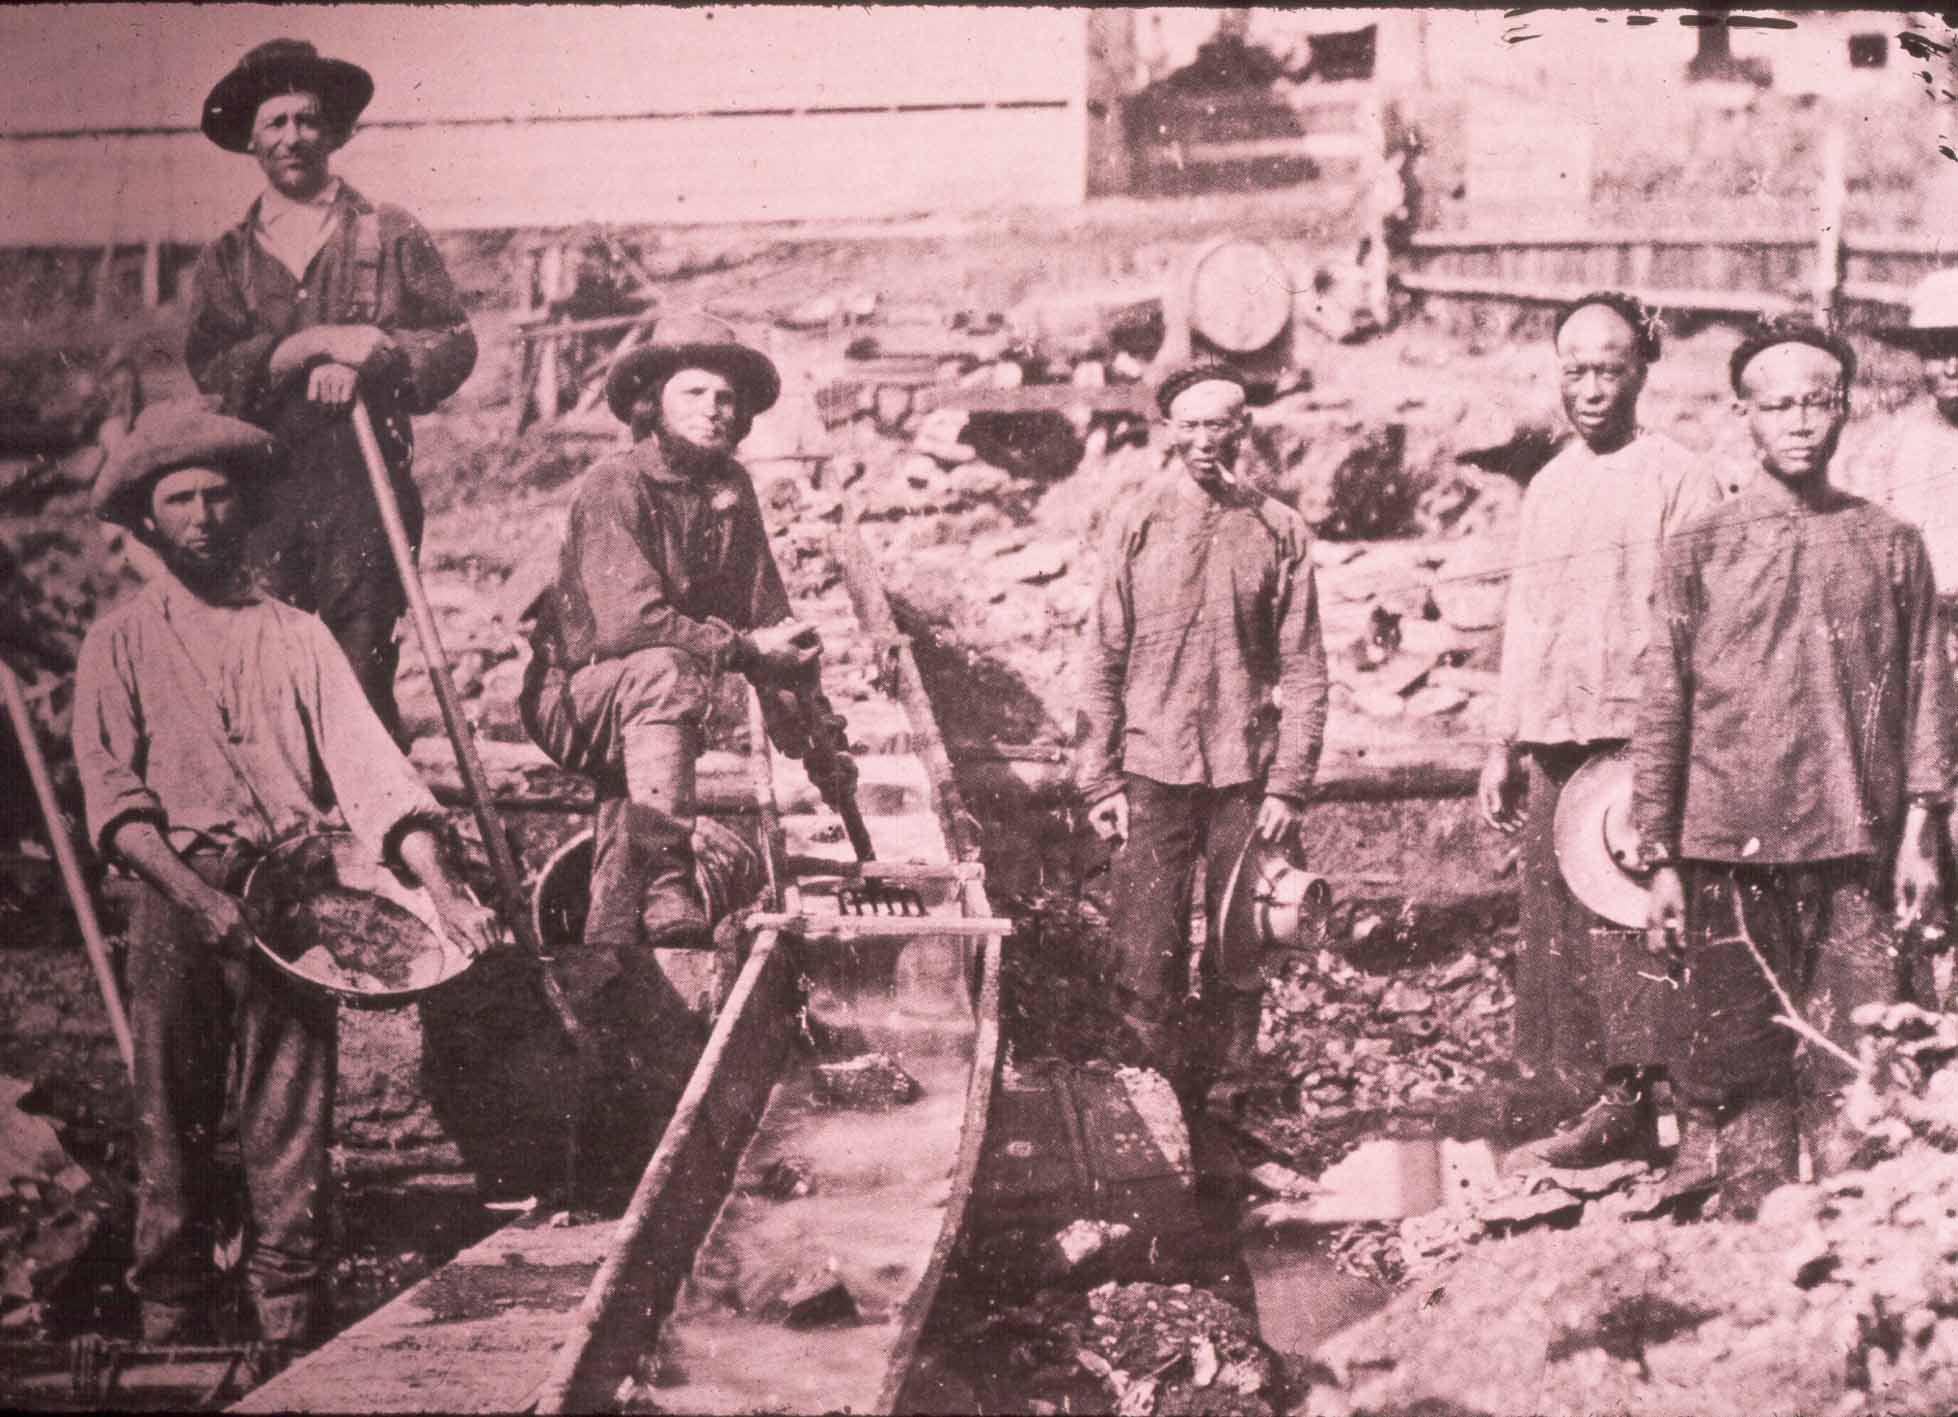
[1632,321,1952,1219]
[187,38,476,741]
[1075,362,1329,1148]
[520,313,819,1027]
[73,401,494,1348]
[1478,292,1724,1169]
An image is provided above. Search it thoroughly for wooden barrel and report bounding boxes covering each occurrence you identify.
[1187,237,1294,355]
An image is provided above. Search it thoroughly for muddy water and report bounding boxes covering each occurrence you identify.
[633,1013,975,1413]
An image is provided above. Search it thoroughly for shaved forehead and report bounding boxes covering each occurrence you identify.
[1166,379,1248,420]
[1555,303,1640,357]
[1736,340,1846,397]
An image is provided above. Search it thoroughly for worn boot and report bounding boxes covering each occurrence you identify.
[622,723,709,949]
[1660,1100,1721,1204]
[1718,1092,1800,1220]
[1511,1065,1654,1171]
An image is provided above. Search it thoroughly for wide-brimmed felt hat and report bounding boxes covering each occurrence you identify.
[91,400,279,530]
[605,312,781,426]
[1216,833,1333,987]
[202,39,374,154]
[1876,269,1958,354]
[1552,747,1654,930]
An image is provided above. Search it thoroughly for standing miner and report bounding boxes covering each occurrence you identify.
[72,402,496,1347]
[1076,363,1329,1128]
[1479,292,1724,1164]
[187,39,477,741]
[1633,322,1953,1218]
[520,314,818,1011]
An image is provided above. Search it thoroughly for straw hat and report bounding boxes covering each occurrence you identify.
[1552,747,1654,929]
[1215,834,1333,987]
[605,312,781,425]
[1876,269,1958,354]
[90,400,279,531]
[202,39,374,154]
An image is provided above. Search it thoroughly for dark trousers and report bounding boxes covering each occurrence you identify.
[126,857,336,1343]
[1108,775,1260,1098]
[245,414,421,744]
[1672,858,1929,1179]
[1514,743,1650,1094]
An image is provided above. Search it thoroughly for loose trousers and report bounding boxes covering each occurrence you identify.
[1108,775,1260,1099]
[125,856,336,1343]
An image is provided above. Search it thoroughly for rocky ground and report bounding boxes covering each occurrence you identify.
[0,204,1950,1411]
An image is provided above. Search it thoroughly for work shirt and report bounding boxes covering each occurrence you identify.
[1631,475,1953,866]
[72,574,438,863]
[1075,469,1328,806]
[256,178,344,282]
[1493,430,1721,746]
[541,437,792,671]
[186,182,476,445]
[1841,400,1958,593]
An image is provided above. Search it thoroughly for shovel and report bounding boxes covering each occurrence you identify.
[0,658,135,1080]
[349,396,596,1192]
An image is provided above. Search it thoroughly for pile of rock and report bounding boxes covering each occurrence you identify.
[0,1075,130,1337]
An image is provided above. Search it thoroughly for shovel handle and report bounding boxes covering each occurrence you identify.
[348,397,588,1055]
[0,659,136,1079]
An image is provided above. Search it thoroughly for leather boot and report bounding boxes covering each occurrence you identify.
[622,724,708,950]
[1718,1092,1800,1220]
[1661,1100,1721,1203]
[1511,1066,1654,1171]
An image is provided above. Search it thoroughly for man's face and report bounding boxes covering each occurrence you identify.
[1919,344,1958,424]
[1164,380,1250,483]
[146,465,245,578]
[1555,305,1646,451]
[656,367,741,453]
[1737,343,1848,484]
[250,91,334,200]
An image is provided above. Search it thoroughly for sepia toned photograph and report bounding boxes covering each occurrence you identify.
[3,5,1958,1412]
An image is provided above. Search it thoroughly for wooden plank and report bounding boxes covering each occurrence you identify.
[515,311,657,341]
[748,911,1015,938]
[534,928,801,1412]
[1840,278,1914,308]
[1398,272,1796,317]
[914,381,1155,416]
[233,1217,618,1413]
[1849,233,1955,259]
[1408,228,1810,252]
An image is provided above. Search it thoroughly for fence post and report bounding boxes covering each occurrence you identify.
[1813,126,1846,326]
[140,242,161,309]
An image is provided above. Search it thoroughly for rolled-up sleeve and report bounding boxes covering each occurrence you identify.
[1073,513,1134,807]
[291,615,441,863]
[71,626,164,858]
[1631,534,1698,860]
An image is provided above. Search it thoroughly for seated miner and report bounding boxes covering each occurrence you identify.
[1479,292,1723,1166]
[520,313,817,1010]
[70,401,497,1347]
[1076,362,1329,1131]
[1632,322,1954,1218]
[187,38,477,742]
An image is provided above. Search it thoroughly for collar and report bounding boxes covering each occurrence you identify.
[1741,466,1846,517]
[258,177,343,227]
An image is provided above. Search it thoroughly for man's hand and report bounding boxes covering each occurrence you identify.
[187,884,256,955]
[1087,791,1129,845]
[1646,865,1686,962]
[1478,744,1527,834]
[270,325,395,395]
[1255,793,1304,843]
[1895,803,1942,934]
[307,362,359,407]
[430,890,500,959]
[743,619,822,676]
[315,325,393,371]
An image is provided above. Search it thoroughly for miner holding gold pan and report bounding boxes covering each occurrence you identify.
[70,402,497,1351]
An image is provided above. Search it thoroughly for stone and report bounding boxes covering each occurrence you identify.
[1405,684,1471,718]
[996,542,1070,586]
[1042,1218,1136,1280]
[814,1052,921,1109]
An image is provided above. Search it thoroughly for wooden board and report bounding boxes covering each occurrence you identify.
[232,1216,618,1414]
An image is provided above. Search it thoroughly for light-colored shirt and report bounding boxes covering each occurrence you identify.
[72,573,438,862]
[1841,400,1958,593]
[1493,429,1723,746]
[254,177,343,282]
[1075,469,1328,805]
[1631,476,1953,865]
